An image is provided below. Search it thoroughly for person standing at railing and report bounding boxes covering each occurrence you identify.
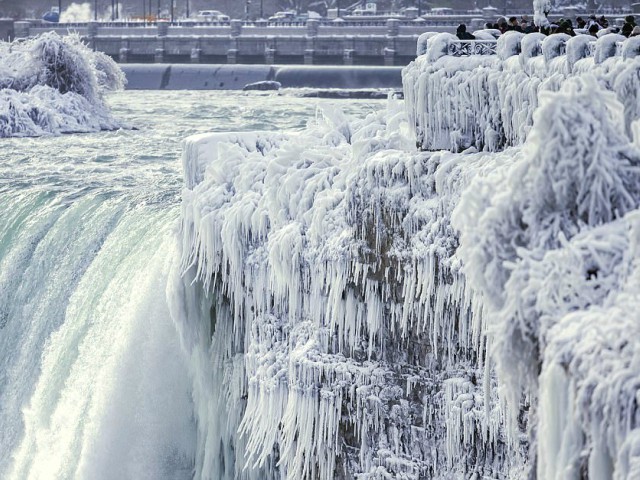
[456,24,475,40]
[506,17,523,33]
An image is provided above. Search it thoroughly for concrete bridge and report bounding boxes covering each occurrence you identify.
[11,7,634,66]
[14,19,448,66]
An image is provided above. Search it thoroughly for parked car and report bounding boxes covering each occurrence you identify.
[268,11,296,22]
[42,6,60,23]
[196,10,230,22]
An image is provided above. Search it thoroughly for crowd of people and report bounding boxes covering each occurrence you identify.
[456,14,640,40]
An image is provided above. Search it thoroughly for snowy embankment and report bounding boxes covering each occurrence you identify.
[173,31,640,479]
[0,32,124,137]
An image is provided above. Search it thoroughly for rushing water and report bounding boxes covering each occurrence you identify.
[0,90,384,480]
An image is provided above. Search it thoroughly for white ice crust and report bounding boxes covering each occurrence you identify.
[172,33,640,480]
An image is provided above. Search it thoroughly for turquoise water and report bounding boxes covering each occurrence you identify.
[0,91,384,479]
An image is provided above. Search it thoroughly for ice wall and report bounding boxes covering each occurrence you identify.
[173,31,640,480]
[0,32,124,137]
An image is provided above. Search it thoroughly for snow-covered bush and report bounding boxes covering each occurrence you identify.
[0,32,124,137]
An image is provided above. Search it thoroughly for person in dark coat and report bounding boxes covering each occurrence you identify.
[456,24,476,40]
[507,17,523,32]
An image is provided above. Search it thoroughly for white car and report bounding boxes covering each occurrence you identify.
[268,11,296,22]
[197,10,230,22]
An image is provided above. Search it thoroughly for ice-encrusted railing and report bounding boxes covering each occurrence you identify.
[405,27,640,479]
[406,31,640,152]
[446,39,498,56]
[425,33,637,59]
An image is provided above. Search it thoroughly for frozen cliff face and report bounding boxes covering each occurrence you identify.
[454,73,640,479]
[172,33,640,480]
[0,32,124,137]
[172,100,521,479]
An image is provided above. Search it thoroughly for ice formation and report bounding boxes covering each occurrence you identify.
[172,32,640,479]
[0,32,124,137]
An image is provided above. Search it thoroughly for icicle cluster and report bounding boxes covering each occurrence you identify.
[0,32,124,137]
[172,99,521,479]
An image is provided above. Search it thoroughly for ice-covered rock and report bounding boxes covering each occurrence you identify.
[0,32,124,137]
[171,98,520,479]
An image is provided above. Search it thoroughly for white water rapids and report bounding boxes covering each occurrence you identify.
[0,90,383,480]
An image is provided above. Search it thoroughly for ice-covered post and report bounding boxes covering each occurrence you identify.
[533,0,551,27]
[13,21,30,39]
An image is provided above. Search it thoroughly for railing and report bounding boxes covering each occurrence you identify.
[432,36,640,62]
[447,40,497,56]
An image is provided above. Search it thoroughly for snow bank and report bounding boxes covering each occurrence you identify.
[0,32,124,137]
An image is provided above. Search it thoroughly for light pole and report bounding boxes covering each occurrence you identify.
[94,0,98,20]
[186,0,190,18]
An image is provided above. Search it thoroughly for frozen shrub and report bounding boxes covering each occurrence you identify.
[0,32,124,137]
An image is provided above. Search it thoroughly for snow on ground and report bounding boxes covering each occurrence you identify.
[172,33,640,479]
[0,32,124,137]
